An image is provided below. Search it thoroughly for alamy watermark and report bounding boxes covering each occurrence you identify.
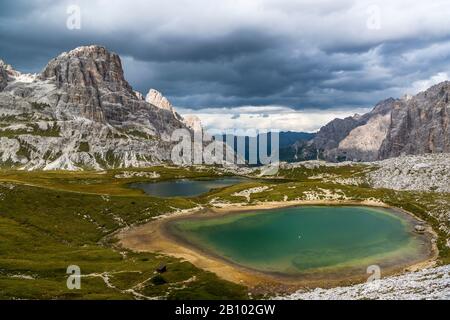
[168,128,280,174]
[67,265,81,289]
[366,5,381,30]
[66,5,81,30]
[367,264,381,282]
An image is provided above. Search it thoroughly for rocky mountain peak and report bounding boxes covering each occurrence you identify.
[416,80,450,104]
[36,45,145,123]
[0,59,24,90]
[183,115,203,132]
[0,61,8,91]
[40,45,132,93]
[423,80,450,92]
[0,45,194,170]
[369,97,397,116]
[134,90,145,100]
[402,94,413,101]
[145,89,173,111]
[0,59,14,71]
[0,59,8,72]
[311,81,449,162]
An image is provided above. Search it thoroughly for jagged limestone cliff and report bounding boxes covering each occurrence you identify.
[312,84,450,161]
[0,45,195,170]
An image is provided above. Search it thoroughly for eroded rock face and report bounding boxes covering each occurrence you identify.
[37,45,183,134]
[368,153,450,193]
[0,60,8,91]
[312,116,362,152]
[335,113,391,161]
[145,88,185,122]
[313,82,450,162]
[313,98,395,161]
[379,81,450,158]
[146,88,173,111]
[0,45,196,170]
[183,115,203,132]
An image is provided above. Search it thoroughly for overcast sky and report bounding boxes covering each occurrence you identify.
[1,0,450,132]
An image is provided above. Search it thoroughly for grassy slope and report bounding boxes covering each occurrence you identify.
[0,167,247,300]
[0,164,448,299]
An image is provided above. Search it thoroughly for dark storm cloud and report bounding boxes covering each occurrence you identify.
[2,0,450,110]
[120,29,282,63]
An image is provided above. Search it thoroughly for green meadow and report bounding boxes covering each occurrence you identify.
[0,164,448,299]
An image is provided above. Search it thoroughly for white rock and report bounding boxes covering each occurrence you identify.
[276,265,450,300]
[145,88,173,112]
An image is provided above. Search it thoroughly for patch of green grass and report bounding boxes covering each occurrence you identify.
[0,166,231,195]
[16,141,36,160]
[150,275,167,285]
[0,113,34,123]
[78,142,90,153]
[127,130,156,140]
[0,122,60,138]
[0,171,248,300]
[30,102,50,111]
[31,122,60,137]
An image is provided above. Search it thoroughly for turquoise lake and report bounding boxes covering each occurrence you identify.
[169,206,427,276]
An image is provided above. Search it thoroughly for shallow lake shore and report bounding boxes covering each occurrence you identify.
[117,199,438,295]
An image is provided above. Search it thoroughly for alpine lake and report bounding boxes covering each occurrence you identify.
[132,178,430,279]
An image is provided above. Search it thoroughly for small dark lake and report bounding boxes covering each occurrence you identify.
[130,177,247,197]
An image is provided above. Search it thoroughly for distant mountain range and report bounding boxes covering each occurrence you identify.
[0,45,448,169]
[222,81,450,163]
[220,131,316,164]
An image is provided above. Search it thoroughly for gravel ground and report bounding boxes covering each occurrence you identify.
[367,153,450,193]
[276,265,450,300]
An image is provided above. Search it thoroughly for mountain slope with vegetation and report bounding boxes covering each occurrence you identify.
[0,46,194,170]
[0,154,448,299]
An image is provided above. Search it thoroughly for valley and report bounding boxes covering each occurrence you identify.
[0,45,449,300]
[0,154,448,299]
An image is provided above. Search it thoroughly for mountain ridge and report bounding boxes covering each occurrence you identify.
[0,45,195,170]
[1,45,448,169]
[309,84,449,162]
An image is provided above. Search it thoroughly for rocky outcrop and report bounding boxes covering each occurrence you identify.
[379,82,450,158]
[335,113,391,161]
[39,46,130,123]
[145,88,185,123]
[312,115,362,152]
[312,83,450,161]
[331,99,394,161]
[0,45,199,170]
[146,88,173,111]
[183,115,203,132]
[0,60,8,91]
[367,153,450,193]
[312,98,395,161]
